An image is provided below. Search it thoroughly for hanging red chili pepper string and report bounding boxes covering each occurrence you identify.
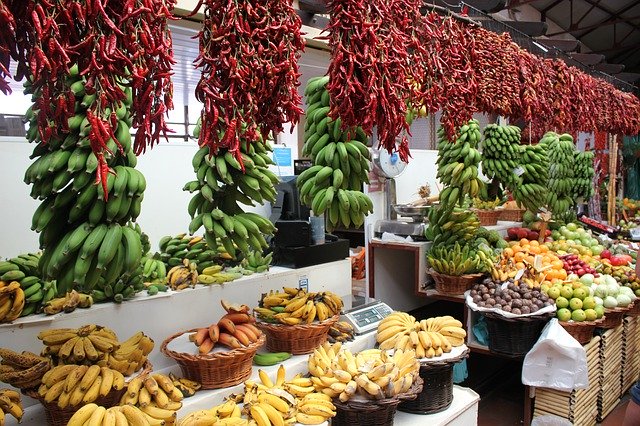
[0,0,176,198]
[193,0,305,164]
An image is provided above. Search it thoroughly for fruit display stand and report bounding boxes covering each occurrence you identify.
[597,325,624,421]
[0,260,351,411]
[532,335,601,425]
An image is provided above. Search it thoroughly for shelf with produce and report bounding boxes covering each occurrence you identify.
[0,260,352,381]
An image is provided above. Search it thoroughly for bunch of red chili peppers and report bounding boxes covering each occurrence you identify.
[0,0,175,197]
[193,0,304,164]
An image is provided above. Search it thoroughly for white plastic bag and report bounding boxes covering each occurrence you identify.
[522,319,588,391]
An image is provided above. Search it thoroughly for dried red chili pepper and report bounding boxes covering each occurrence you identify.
[194,0,304,161]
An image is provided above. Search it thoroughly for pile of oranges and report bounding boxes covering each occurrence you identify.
[500,238,568,283]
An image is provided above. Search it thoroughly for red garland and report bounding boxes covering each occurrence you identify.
[0,0,176,197]
[194,0,304,163]
[326,0,422,162]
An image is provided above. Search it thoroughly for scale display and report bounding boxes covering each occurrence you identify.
[342,301,393,334]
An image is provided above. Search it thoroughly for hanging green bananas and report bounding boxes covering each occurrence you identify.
[436,119,483,211]
[25,66,146,307]
[542,132,576,215]
[298,76,374,231]
[427,242,481,276]
[479,124,522,190]
[573,151,595,200]
[425,207,480,248]
[512,143,549,213]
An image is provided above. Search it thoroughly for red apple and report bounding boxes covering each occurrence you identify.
[601,250,611,259]
[527,231,539,241]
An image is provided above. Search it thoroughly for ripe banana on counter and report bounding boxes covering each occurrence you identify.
[100,331,154,376]
[327,321,355,344]
[41,289,93,316]
[307,341,420,402]
[376,313,467,357]
[67,402,176,426]
[0,280,26,323]
[187,125,279,261]
[167,259,199,291]
[256,288,343,325]
[178,399,247,425]
[0,254,57,318]
[37,364,125,408]
[0,348,51,390]
[0,388,23,424]
[169,373,201,398]
[513,143,548,213]
[120,373,184,416]
[480,123,522,190]
[299,77,374,231]
[435,119,483,211]
[38,324,120,364]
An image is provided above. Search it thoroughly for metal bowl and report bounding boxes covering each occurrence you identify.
[392,204,432,221]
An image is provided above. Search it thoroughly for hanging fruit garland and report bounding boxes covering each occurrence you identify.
[0,0,176,197]
[193,0,305,162]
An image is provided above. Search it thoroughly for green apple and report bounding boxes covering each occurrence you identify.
[582,296,596,310]
[560,286,574,299]
[571,309,587,322]
[556,297,570,309]
[594,305,605,319]
[567,223,578,232]
[584,309,597,321]
[557,308,572,321]
[569,298,583,310]
[547,287,561,300]
[572,287,588,300]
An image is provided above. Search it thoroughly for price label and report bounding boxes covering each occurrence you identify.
[298,275,309,291]
[513,167,525,176]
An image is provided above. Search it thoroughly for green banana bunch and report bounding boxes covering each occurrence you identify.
[25,65,146,305]
[141,254,167,283]
[187,125,278,260]
[542,132,576,215]
[573,151,595,200]
[425,207,480,248]
[92,263,145,304]
[436,119,483,211]
[512,144,549,213]
[158,234,234,273]
[480,124,522,189]
[241,249,273,273]
[0,255,57,316]
[299,77,374,231]
[427,242,481,276]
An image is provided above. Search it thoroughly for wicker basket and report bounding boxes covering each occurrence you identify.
[474,209,501,226]
[332,377,423,426]
[483,312,553,357]
[398,348,469,415]
[499,208,525,222]
[599,307,629,329]
[429,269,483,295]
[559,317,605,345]
[627,300,640,317]
[161,330,265,389]
[25,360,152,426]
[255,315,339,355]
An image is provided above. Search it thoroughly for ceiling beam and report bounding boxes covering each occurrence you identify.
[535,38,579,52]
[593,63,625,74]
[505,0,542,9]
[590,42,640,55]
[546,15,640,37]
[540,0,564,14]
[569,52,605,65]
[503,20,548,36]
[574,0,640,40]
[298,0,328,14]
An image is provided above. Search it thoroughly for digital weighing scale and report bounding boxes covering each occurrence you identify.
[341,300,394,334]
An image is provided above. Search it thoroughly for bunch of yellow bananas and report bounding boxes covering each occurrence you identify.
[98,331,154,376]
[167,259,198,290]
[38,324,120,364]
[67,403,172,426]
[169,373,201,398]
[0,281,25,323]
[0,388,22,424]
[178,400,246,425]
[37,364,125,409]
[255,287,343,325]
[308,341,420,403]
[119,373,184,423]
[376,313,466,358]
[0,348,50,390]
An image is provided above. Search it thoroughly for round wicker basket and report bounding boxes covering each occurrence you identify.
[559,317,606,344]
[161,330,265,389]
[429,269,483,295]
[255,315,339,355]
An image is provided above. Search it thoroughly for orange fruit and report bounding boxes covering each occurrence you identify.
[520,238,529,246]
[503,248,514,258]
[529,240,539,247]
[514,252,526,262]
